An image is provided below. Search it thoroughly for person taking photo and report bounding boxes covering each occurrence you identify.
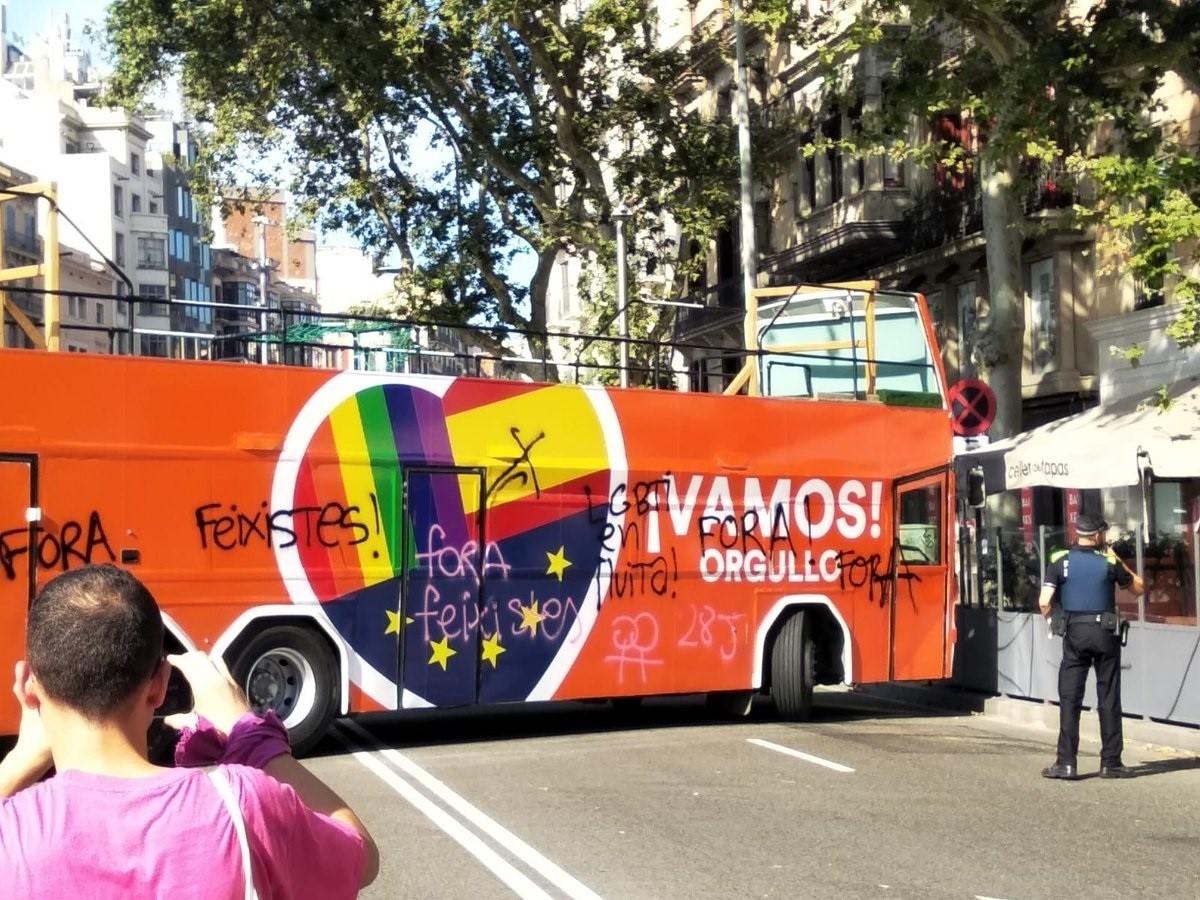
[0,564,380,898]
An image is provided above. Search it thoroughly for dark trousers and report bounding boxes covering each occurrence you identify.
[1057,620,1123,766]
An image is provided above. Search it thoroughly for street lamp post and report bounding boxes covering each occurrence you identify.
[612,203,631,388]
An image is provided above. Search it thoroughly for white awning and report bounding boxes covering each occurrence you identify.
[964,376,1200,490]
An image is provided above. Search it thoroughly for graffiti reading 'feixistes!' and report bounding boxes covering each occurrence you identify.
[195,500,371,551]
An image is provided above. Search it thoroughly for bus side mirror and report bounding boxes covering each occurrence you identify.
[966,466,986,508]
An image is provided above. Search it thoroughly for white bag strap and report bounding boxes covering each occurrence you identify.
[207,768,259,900]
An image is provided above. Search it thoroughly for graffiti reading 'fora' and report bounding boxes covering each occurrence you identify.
[835,546,921,606]
[416,524,511,585]
[194,500,370,551]
[0,511,116,580]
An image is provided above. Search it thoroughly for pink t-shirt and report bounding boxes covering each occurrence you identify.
[0,764,365,899]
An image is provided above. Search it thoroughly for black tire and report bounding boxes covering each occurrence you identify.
[229,625,339,756]
[770,610,815,721]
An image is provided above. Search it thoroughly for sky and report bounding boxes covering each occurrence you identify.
[7,0,537,296]
[7,2,109,52]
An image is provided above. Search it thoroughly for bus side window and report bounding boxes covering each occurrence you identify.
[898,484,942,565]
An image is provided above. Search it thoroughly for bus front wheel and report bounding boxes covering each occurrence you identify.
[230,624,339,756]
[770,610,815,721]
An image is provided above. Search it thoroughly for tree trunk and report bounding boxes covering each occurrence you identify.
[979,152,1025,529]
[979,153,1025,440]
[527,248,560,382]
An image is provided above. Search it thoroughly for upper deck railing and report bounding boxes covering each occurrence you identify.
[0,280,945,409]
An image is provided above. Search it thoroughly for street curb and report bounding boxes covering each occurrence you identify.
[858,683,1200,757]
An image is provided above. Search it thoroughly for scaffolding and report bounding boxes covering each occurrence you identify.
[0,180,60,351]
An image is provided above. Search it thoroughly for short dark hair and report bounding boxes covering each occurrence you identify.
[27,565,164,718]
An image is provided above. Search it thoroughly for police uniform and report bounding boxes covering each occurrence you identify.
[1042,518,1133,779]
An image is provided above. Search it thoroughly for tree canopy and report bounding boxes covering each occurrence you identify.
[756,0,1200,430]
[104,0,745,350]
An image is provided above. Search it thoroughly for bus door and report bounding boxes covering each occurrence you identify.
[890,469,950,680]
[0,454,37,733]
[399,467,485,708]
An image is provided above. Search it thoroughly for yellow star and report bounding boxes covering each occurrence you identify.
[428,636,457,671]
[545,546,572,581]
[517,600,545,637]
[480,634,506,668]
[384,610,414,635]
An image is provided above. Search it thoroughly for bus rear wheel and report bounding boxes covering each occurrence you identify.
[770,610,815,721]
[230,625,338,756]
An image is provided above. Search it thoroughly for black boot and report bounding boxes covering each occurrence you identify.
[1042,762,1078,780]
[1099,763,1136,779]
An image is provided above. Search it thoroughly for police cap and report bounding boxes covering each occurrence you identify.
[1074,513,1109,536]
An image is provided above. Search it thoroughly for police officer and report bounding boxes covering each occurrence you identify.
[1038,513,1145,780]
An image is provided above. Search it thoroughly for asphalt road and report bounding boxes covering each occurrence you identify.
[304,691,1200,900]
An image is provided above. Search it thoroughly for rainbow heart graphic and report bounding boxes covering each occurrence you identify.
[272,373,627,708]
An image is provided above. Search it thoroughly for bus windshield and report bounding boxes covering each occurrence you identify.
[757,289,941,405]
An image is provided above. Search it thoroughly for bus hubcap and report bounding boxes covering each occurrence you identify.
[246,648,316,727]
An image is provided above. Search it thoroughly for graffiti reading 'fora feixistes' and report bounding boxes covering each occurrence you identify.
[194,500,371,551]
[0,511,116,580]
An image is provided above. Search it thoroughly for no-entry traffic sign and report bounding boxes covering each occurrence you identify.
[948,378,996,437]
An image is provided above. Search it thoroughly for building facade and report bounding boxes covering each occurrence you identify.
[145,116,214,358]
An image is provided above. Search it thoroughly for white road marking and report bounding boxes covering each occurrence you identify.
[974,895,1014,900]
[332,727,554,900]
[746,737,856,773]
[340,719,605,900]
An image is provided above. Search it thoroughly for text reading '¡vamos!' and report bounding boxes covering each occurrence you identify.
[586,474,886,586]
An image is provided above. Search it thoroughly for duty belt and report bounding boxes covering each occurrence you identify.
[1065,612,1107,623]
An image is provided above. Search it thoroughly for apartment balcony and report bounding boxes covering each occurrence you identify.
[760,188,912,283]
[1023,160,1073,216]
[3,227,41,260]
[131,212,168,234]
[900,181,983,257]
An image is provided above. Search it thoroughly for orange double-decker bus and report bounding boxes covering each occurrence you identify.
[0,284,955,751]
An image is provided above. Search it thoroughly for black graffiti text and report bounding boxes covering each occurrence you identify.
[195,500,371,552]
[0,511,115,580]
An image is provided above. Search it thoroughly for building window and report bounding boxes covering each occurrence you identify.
[139,334,169,357]
[113,185,124,218]
[130,153,141,175]
[176,185,184,217]
[823,113,843,204]
[114,233,126,266]
[884,142,905,187]
[957,280,978,376]
[149,199,159,214]
[137,236,166,270]
[131,193,142,213]
[1028,257,1057,373]
[803,138,817,211]
[96,303,105,325]
[137,283,169,317]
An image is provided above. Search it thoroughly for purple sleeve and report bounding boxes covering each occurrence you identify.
[229,766,365,899]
